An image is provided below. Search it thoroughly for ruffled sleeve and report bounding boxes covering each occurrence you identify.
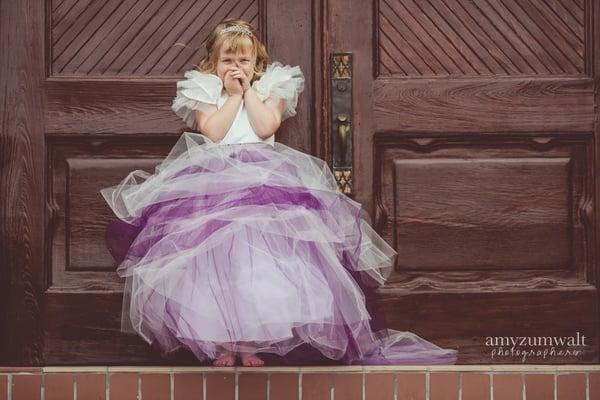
[171,70,223,130]
[252,62,305,121]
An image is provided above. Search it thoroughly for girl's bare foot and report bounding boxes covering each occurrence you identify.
[240,353,264,367]
[212,350,236,367]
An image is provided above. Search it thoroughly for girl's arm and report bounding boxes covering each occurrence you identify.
[195,93,243,143]
[244,87,285,140]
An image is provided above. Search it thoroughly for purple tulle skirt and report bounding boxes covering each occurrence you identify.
[99,132,458,365]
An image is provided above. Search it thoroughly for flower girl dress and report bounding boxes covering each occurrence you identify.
[99,62,458,365]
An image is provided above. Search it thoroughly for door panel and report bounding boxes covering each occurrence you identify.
[2,0,314,365]
[328,0,599,362]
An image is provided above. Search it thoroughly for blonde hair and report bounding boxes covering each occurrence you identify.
[194,18,269,85]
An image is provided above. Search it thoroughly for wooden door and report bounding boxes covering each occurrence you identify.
[3,0,599,366]
[1,0,314,365]
[326,0,599,363]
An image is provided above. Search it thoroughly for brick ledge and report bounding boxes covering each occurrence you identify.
[27,364,600,373]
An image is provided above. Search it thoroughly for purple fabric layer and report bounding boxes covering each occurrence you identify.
[107,184,328,267]
[100,132,458,365]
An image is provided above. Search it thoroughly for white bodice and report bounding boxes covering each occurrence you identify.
[172,62,305,146]
[216,91,274,145]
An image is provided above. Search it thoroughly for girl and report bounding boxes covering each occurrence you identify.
[100,18,458,367]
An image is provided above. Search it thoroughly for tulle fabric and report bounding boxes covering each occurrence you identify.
[99,132,458,365]
[171,62,305,131]
[171,70,223,131]
[251,62,305,121]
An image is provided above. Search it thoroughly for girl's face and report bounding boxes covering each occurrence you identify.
[216,44,255,85]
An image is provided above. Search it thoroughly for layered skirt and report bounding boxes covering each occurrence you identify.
[100,132,458,365]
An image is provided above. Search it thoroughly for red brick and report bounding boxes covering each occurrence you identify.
[206,372,234,400]
[141,373,171,400]
[174,373,203,400]
[590,373,600,400]
[461,373,490,400]
[270,373,298,400]
[0,375,7,400]
[44,373,74,400]
[301,373,331,400]
[430,372,459,400]
[365,373,395,400]
[525,374,554,400]
[12,374,42,400]
[397,373,425,400]
[557,373,585,400]
[239,373,267,400]
[333,373,362,400]
[109,373,138,400]
[493,374,522,400]
[77,373,106,400]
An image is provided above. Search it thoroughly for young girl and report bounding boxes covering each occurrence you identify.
[100,18,458,367]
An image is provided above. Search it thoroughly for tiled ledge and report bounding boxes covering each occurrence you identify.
[0,364,599,373]
[35,364,600,372]
[0,365,599,399]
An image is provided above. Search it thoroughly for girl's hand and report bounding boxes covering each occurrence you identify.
[223,69,244,96]
[229,67,251,92]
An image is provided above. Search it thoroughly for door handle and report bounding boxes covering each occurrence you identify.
[336,113,350,165]
[331,53,353,196]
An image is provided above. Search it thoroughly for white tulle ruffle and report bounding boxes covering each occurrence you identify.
[171,70,223,131]
[252,62,305,121]
[171,62,305,130]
